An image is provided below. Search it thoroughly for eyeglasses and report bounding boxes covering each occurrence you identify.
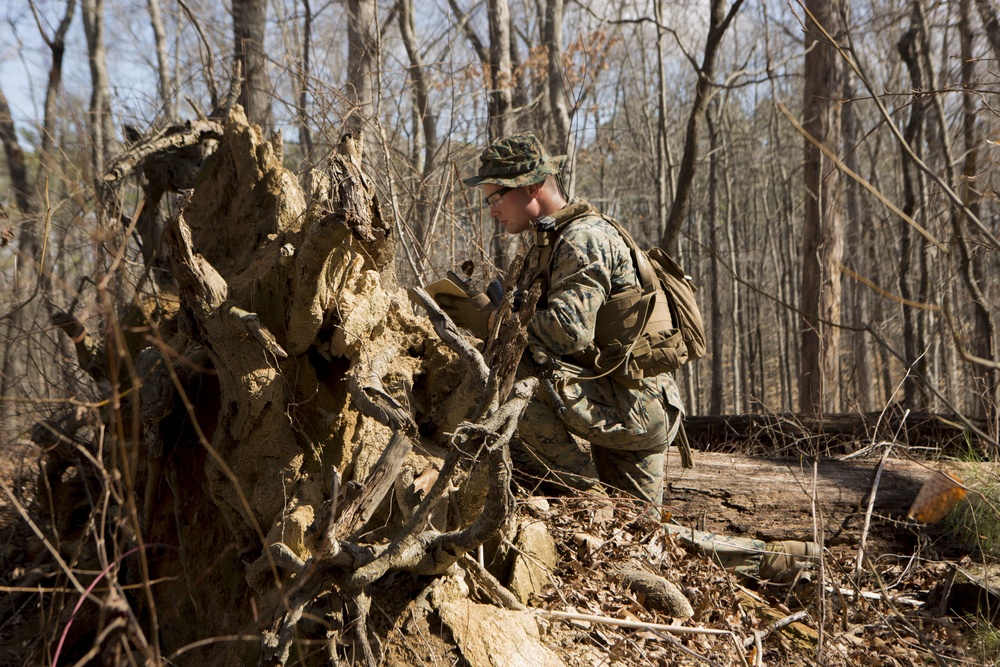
[485,186,514,208]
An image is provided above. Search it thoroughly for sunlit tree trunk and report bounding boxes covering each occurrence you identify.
[81,0,117,178]
[841,82,872,412]
[147,0,176,120]
[545,0,572,190]
[233,0,271,132]
[346,0,376,155]
[799,0,845,416]
[654,0,670,238]
[398,0,438,178]
[486,0,514,141]
[298,0,314,163]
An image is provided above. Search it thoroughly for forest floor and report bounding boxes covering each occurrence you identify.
[373,446,993,667]
[2,437,997,666]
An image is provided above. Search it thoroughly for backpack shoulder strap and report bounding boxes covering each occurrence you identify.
[530,200,600,288]
[593,214,659,294]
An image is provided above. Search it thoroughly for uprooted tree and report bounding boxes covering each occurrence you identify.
[10,105,547,665]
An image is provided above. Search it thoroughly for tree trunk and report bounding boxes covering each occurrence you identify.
[960,0,997,429]
[147,0,176,120]
[842,82,872,412]
[0,88,33,217]
[654,0,670,239]
[0,86,35,440]
[707,102,724,415]
[975,0,1000,62]
[39,0,76,180]
[398,0,437,176]
[667,446,980,553]
[81,0,117,179]
[545,0,571,179]
[897,17,931,410]
[486,0,515,141]
[298,0,314,163]
[799,0,845,416]
[233,0,271,132]
[346,0,376,141]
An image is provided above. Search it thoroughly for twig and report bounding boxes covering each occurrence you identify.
[823,586,923,609]
[743,611,810,648]
[535,609,733,636]
[854,444,893,578]
[649,628,731,667]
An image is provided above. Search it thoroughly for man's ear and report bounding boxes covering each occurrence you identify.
[527,182,544,198]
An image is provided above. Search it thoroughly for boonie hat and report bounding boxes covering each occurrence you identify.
[463,132,566,187]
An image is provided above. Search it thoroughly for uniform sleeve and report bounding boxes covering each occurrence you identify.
[528,225,616,356]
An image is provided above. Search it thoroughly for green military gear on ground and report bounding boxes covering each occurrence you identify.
[462,132,566,188]
[435,291,495,339]
[662,523,820,581]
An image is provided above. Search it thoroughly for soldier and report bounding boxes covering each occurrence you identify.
[434,132,684,508]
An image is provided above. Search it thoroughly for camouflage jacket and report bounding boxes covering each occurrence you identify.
[519,200,637,357]
[519,200,684,414]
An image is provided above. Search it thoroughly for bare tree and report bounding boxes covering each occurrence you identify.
[298,0,314,163]
[81,0,117,177]
[975,0,1000,61]
[36,0,77,178]
[486,0,515,140]
[146,0,177,121]
[798,0,846,415]
[896,7,932,409]
[0,88,33,218]
[233,0,271,131]
[346,0,377,138]
[545,0,571,158]
[398,0,438,176]
[660,0,744,253]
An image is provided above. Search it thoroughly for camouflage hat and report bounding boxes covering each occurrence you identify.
[463,132,565,187]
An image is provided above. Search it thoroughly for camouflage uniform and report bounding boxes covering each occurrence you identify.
[463,132,684,506]
[516,206,684,505]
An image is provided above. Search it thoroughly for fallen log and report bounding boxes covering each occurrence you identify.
[665,449,989,552]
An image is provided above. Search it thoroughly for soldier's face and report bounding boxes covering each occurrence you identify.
[484,184,536,235]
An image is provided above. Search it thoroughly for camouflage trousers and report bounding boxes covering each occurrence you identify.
[517,368,681,505]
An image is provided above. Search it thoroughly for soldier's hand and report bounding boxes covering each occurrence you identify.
[435,292,495,337]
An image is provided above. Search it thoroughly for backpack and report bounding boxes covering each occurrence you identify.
[577,214,706,380]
